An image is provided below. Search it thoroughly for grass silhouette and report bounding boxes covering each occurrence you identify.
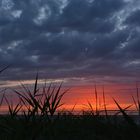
[0,71,140,139]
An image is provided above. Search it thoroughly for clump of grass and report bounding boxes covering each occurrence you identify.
[113,98,140,139]
[85,85,100,116]
[5,96,22,118]
[0,74,69,139]
[86,85,108,118]
[13,74,68,121]
[113,98,135,125]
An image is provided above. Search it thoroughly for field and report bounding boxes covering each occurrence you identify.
[1,114,140,140]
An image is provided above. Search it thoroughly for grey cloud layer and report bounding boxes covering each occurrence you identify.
[0,0,140,82]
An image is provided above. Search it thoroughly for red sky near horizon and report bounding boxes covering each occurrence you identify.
[62,83,139,111]
[0,81,139,114]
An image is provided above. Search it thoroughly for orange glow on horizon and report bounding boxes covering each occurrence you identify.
[0,82,139,114]
[62,83,139,111]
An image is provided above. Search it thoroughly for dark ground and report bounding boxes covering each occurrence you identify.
[0,115,140,140]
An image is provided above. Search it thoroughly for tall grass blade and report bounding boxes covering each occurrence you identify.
[132,95,138,111]
[102,86,108,118]
[113,98,136,126]
[87,101,94,116]
[95,85,98,115]
[0,65,10,73]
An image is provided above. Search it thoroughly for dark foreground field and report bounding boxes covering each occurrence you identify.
[0,114,140,140]
[0,75,140,140]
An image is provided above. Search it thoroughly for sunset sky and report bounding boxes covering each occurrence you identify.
[0,0,140,110]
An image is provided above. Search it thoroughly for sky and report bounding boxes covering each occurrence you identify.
[0,0,140,110]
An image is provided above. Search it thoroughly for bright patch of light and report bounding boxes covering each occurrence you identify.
[114,0,140,32]
[85,47,88,52]
[34,6,51,25]
[55,0,69,14]
[87,0,95,3]
[129,60,140,65]
[125,60,140,67]
[7,40,23,50]
[11,10,22,18]
[113,9,128,31]
[0,79,66,88]
[120,32,132,49]
[0,48,3,52]
[28,55,39,63]
[1,0,14,10]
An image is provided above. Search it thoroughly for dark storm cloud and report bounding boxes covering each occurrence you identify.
[125,9,140,26]
[0,0,140,83]
[58,0,123,32]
